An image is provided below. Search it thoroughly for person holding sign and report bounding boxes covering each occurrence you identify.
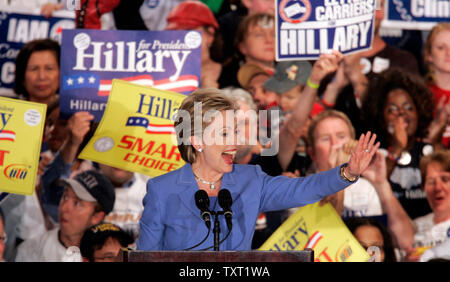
[136,88,380,251]
[319,0,421,135]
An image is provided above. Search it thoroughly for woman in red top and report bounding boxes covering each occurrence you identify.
[424,23,450,149]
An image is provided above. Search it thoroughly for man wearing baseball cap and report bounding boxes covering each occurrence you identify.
[238,62,278,111]
[16,170,115,262]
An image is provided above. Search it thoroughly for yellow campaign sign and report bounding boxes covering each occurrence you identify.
[0,97,46,195]
[259,202,370,262]
[79,79,186,177]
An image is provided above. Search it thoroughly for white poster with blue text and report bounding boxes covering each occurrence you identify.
[384,0,450,30]
[0,8,74,96]
[59,29,202,121]
[276,0,376,60]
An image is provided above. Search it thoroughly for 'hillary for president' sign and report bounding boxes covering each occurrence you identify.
[276,0,376,60]
[59,29,202,121]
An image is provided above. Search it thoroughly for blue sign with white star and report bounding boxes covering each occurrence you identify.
[62,73,100,90]
[59,29,202,121]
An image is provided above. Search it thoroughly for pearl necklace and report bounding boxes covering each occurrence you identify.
[193,172,222,190]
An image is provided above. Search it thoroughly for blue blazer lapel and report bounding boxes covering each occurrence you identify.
[177,164,203,219]
[220,166,243,214]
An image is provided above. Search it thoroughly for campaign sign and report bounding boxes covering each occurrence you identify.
[59,29,202,122]
[276,0,376,60]
[0,97,46,195]
[259,202,370,262]
[0,8,74,95]
[384,0,450,30]
[79,79,186,178]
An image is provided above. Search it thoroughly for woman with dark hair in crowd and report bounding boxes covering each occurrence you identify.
[360,68,435,219]
[345,217,397,262]
[14,38,60,105]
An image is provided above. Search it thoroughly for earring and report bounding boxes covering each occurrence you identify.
[198,148,203,152]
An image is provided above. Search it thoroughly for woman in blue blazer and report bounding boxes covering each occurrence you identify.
[136,88,379,251]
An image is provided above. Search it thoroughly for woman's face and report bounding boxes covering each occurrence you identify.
[239,20,275,66]
[354,225,385,262]
[24,50,59,103]
[383,88,418,138]
[310,117,352,172]
[194,111,238,174]
[427,29,450,74]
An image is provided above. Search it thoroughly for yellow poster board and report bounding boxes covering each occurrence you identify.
[79,79,186,177]
[0,97,46,195]
[259,202,370,262]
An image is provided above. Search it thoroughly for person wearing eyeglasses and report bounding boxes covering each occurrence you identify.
[360,69,436,220]
[80,222,133,262]
[406,150,450,261]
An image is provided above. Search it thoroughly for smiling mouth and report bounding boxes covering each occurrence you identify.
[222,150,236,164]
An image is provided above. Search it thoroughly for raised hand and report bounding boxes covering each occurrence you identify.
[67,111,94,146]
[346,131,380,178]
[309,50,344,85]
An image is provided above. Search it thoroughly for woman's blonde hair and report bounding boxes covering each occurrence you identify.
[307,110,356,148]
[174,88,238,164]
[424,22,450,84]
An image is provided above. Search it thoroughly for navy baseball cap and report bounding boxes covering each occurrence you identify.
[264,61,312,94]
[63,170,115,214]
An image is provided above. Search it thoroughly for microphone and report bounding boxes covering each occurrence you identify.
[218,189,233,231]
[195,190,211,229]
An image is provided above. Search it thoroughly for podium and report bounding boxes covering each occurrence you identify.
[117,249,314,262]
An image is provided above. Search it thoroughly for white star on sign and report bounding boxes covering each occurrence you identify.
[78,76,85,84]
[67,78,73,85]
[88,76,96,83]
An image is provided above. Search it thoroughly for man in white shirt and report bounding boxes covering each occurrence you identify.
[16,170,115,262]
